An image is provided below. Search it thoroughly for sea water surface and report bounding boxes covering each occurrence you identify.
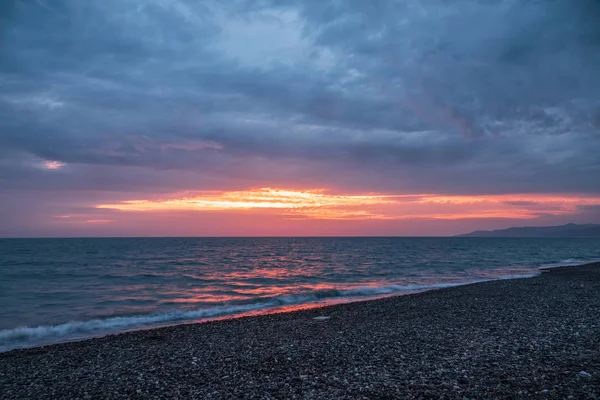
[1,237,599,351]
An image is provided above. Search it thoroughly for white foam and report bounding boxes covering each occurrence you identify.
[0,303,270,351]
[0,274,541,352]
[538,258,600,270]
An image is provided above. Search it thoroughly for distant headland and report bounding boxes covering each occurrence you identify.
[456,223,600,237]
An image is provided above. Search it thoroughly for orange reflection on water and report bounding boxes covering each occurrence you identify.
[160,267,385,307]
[202,290,402,324]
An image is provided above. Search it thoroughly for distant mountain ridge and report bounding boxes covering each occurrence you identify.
[456,223,600,237]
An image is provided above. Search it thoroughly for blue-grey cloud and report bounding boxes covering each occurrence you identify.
[1,0,600,199]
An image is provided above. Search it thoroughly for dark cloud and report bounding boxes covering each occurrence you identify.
[1,0,599,201]
[504,201,540,207]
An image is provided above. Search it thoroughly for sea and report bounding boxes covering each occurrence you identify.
[1,237,599,352]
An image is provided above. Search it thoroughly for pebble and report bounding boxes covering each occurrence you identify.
[1,262,600,399]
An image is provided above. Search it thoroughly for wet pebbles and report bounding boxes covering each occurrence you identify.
[1,263,600,399]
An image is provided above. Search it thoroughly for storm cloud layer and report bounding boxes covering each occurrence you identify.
[1,0,600,235]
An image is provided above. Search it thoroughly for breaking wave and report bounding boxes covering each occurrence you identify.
[0,275,540,352]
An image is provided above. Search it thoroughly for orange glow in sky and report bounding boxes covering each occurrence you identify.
[95,188,600,221]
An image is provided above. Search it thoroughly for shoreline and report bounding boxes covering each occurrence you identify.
[0,271,545,353]
[2,263,600,398]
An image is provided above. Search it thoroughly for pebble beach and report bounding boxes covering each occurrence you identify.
[1,263,599,399]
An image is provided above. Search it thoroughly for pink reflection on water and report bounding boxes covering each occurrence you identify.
[158,281,374,306]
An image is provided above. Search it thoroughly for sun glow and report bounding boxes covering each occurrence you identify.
[96,188,398,219]
[95,188,600,221]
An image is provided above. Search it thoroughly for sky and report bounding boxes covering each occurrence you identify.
[1,0,600,237]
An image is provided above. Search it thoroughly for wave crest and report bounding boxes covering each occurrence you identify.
[0,271,549,352]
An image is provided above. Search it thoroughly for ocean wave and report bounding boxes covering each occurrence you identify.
[0,303,269,351]
[3,258,598,352]
[538,258,600,269]
[0,275,539,352]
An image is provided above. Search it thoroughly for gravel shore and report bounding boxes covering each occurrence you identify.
[1,263,600,399]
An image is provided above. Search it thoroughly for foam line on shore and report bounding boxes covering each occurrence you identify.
[0,273,543,352]
[4,258,599,352]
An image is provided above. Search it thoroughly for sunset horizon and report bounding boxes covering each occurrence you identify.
[2,0,600,238]
[3,186,600,237]
[2,1,600,396]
